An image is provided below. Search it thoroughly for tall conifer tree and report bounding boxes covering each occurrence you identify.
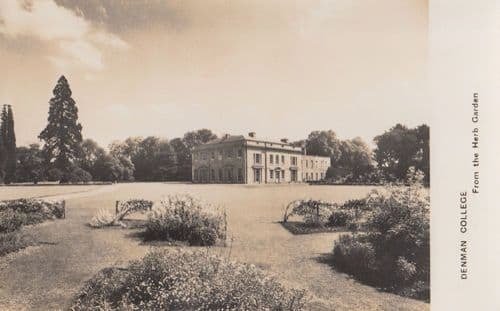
[39,76,83,177]
[0,106,7,182]
[4,105,16,184]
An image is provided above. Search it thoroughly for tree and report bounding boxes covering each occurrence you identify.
[170,138,191,180]
[374,124,429,183]
[305,130,341,161]
[4,105,16,184]
[0,106,7,182]
[39,76,83,179]
[327,137,376,183]
[182,129,217,151]
[15,144,44,184]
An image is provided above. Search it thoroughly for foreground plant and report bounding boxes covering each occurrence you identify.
[332,168,430,300]
[71,249,307,311]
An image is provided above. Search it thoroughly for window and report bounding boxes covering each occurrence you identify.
[202,152,207,160]
[211,151,215,160]
[227,168,233,182]
[218,169,223,182]
[211,169,215,181]
[320,172,324,179]
[281,170,285,179]
[275,155,279,164]
[316,172,318,180]
[306,161,308,168]
[226,149,232,158]
[254,153,261,164]
[270,154,274,164]
[281,155,285,163]
[270,170,274,179]
[291,156,297,166]
[194,169,198,181]
[237,148,243,158]
[310,160,314,168]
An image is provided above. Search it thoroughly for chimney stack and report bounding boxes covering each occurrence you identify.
[248,132,256,138]
[280,138,289,143]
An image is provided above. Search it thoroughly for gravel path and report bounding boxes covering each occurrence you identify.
[0,183,429,310]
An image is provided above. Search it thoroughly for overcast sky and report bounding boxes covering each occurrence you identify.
[0,0,428,148]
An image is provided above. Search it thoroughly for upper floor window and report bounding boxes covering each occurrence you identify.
[269,154,274,164]
[211,151,215,160]
[291,156,297,166]
[275,154,279,164]
[254,153,262,164]
[202,152,207,160]
[281,155,285,163]
[237,148,243,158]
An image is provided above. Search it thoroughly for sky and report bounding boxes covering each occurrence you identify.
[0,0,428,148]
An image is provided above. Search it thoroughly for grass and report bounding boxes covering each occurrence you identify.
[0,183,429,311]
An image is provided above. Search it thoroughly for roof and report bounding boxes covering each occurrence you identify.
[194,134,303,152]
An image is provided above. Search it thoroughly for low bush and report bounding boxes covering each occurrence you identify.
[0,199,65,232]
[327,209,354,227]
[331,168,430,301]
[0,231,37,256]
[144,194,226,246]
[70,249,307,311]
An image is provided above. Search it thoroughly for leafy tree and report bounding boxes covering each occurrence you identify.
[182,129,217,151]
[15,144,44,184]
[305,130,341,161]
[170,138,191,180]
[39,76,83,179]
[327,137,376,183]
[374,124,429,183]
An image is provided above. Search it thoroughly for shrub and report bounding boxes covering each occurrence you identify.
[144,194,226,246]
[283,199,337,227]
[0,199,65,232]
[89,209,116,228]
[332,234,377,279]
[0,231,37,256]
[67,167,93,183]
[70,249,307,311]
[117,199,153,214]
[331,168,430,300]
[326,209,354,227]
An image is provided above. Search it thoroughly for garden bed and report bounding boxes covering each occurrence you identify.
[0,198,65,256]
[280,221,346,235]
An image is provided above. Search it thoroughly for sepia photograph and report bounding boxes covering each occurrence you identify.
[0,1,432,310]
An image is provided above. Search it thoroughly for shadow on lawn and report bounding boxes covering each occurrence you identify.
[279,221,346,235]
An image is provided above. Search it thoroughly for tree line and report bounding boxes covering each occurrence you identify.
[6,76,429,185]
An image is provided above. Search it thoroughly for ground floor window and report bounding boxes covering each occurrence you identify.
[218,169,223,182]
[270,170,274,179]
[291,170,297,182]
[281,170,285,179]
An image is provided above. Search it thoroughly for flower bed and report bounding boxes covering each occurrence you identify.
[70,249,307,311]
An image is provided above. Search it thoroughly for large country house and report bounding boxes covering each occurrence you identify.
[192,132,330,184]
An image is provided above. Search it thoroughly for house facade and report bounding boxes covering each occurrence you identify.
[192,132,330,184]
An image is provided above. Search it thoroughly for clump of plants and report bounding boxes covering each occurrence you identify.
[283,199,337,226]
[89,199,153,228]
[0,199,65,256]
[0,199,65,232]
[331,168,430,300]
[70,249,307,311]
[143,194,226,246]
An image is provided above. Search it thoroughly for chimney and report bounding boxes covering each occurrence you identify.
[280,138,289,143]
[248,132,256,138]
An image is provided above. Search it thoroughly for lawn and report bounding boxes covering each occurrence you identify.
[0,183,429,311]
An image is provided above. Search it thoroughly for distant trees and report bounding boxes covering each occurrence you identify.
[0,105,17,184]
[305,130,375,183]
[109,129,217,182]
[15,144,44,184]
[374,124,429,184]
[39,76,83,182]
